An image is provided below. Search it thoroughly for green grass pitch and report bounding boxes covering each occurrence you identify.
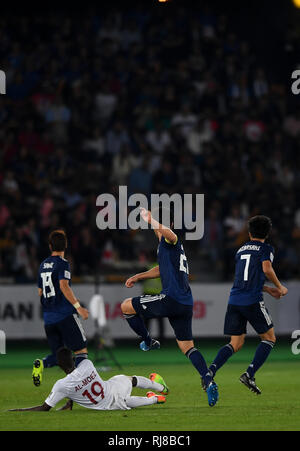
[1,340,299,431]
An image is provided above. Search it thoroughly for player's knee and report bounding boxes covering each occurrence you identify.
[230,339,244,353]
[121,298,135,315]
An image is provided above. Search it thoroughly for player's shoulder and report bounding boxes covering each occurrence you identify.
[161,235,180,247]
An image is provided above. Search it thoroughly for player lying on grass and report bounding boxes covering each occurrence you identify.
[33,230,89,387]
[10,348,168,412]
[206,215,288,395]
[121,207,219,407]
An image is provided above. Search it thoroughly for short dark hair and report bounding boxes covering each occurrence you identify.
[248,215,272,239]
[48,230,67,252]
[56,347,74,371]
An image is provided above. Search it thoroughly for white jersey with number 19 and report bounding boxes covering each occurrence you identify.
[45,359,132,410]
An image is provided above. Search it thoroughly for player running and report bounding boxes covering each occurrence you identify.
[32,230,89,387]
[11,348,168,412]
[206,215,288,395]
[121,207,219,407]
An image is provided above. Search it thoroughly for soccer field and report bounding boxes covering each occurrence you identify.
[1,340,299,432]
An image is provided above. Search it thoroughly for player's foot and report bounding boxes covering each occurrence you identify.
[140,339,160,352]
[32,359,44,387]
[206,381,219,407]
[147,391,166,404]
[149,373,169,395]
[201,368,214,391]
[239,372,261,395]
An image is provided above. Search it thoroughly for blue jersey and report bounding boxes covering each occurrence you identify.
[228,241,274,306]
[38,255,76,325]
[157,236,193,306]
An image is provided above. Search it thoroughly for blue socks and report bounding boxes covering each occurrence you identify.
[43,354,57,368]
[185,347,212,386]
[247,340,275,378]
[209,344,234,377]
[124,314,152,346]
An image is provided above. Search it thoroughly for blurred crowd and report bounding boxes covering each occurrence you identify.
[0,3,300,282]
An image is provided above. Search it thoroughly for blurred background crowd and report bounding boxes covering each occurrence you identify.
[0,0,300,283]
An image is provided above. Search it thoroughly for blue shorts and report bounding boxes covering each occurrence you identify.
[132,294,193,341]
[224,301,273,336]
[44,313,87,354]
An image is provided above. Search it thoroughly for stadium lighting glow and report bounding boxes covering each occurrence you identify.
[292,0,300,8]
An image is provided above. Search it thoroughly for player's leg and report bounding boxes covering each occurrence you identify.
[32,323,64,386]
[168,304,218,407]
[59,314,88,367]
[132,374,169,394]
[245,328,276,379]
[240,302,275,394]
[209,334,246,378]
[121,296,160,350]
[125,394,166,408]
[208,304,247,378]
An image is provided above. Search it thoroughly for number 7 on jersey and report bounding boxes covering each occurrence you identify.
[241,254,251,281]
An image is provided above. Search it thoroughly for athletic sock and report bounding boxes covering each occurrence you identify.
[125,396,157,408]
[124,314,152,346]
[209,344,234,376]
[247,340,275,378]
[75,353,88,367]
[43,354,57,368]
[133,375,164,393]
[185,347,212,386]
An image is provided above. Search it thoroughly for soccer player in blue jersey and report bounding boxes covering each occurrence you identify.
[207,215,288,395]
[32,230,89,386]
[121,207,219,407]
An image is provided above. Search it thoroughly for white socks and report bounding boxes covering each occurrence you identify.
[125,395,157,408]
[134,375,164,393]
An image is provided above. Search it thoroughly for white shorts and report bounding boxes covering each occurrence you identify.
[107,375,132,410]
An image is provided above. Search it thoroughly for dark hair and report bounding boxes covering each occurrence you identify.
[56,347,74,371]
[48,230,67,252]
[248,215,272,239]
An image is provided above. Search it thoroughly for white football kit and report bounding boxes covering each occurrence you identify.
[45,359,132,410]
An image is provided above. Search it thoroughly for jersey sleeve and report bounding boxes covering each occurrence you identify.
[45,380,68,408]
[162,235,179,247]
[260,245,274,263]
[58,260,71,281]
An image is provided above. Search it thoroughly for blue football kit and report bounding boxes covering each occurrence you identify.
[132,237,194,341]
[224,241,274,335]
[38,255,87,365]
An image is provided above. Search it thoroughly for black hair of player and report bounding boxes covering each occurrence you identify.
[48,230,67,252]
[56,347,74,373]
[248,215,272,239]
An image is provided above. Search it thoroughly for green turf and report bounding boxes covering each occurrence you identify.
[1,341,299,431]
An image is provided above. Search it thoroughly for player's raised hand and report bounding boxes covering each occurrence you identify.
[125,275,139,288]
[140,207,152,224]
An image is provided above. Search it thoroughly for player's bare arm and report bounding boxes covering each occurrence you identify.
[140,208,177,244]
[9,402,52,412]
[125,266,160,288]
[59,279,89,320]
[263,285,281,299]
[262,261,288,297]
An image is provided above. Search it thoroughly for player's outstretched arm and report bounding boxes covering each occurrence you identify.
[262,261,288,298]
[125,266,160,288]
[8,403,52,412]
[140,208,177,244]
